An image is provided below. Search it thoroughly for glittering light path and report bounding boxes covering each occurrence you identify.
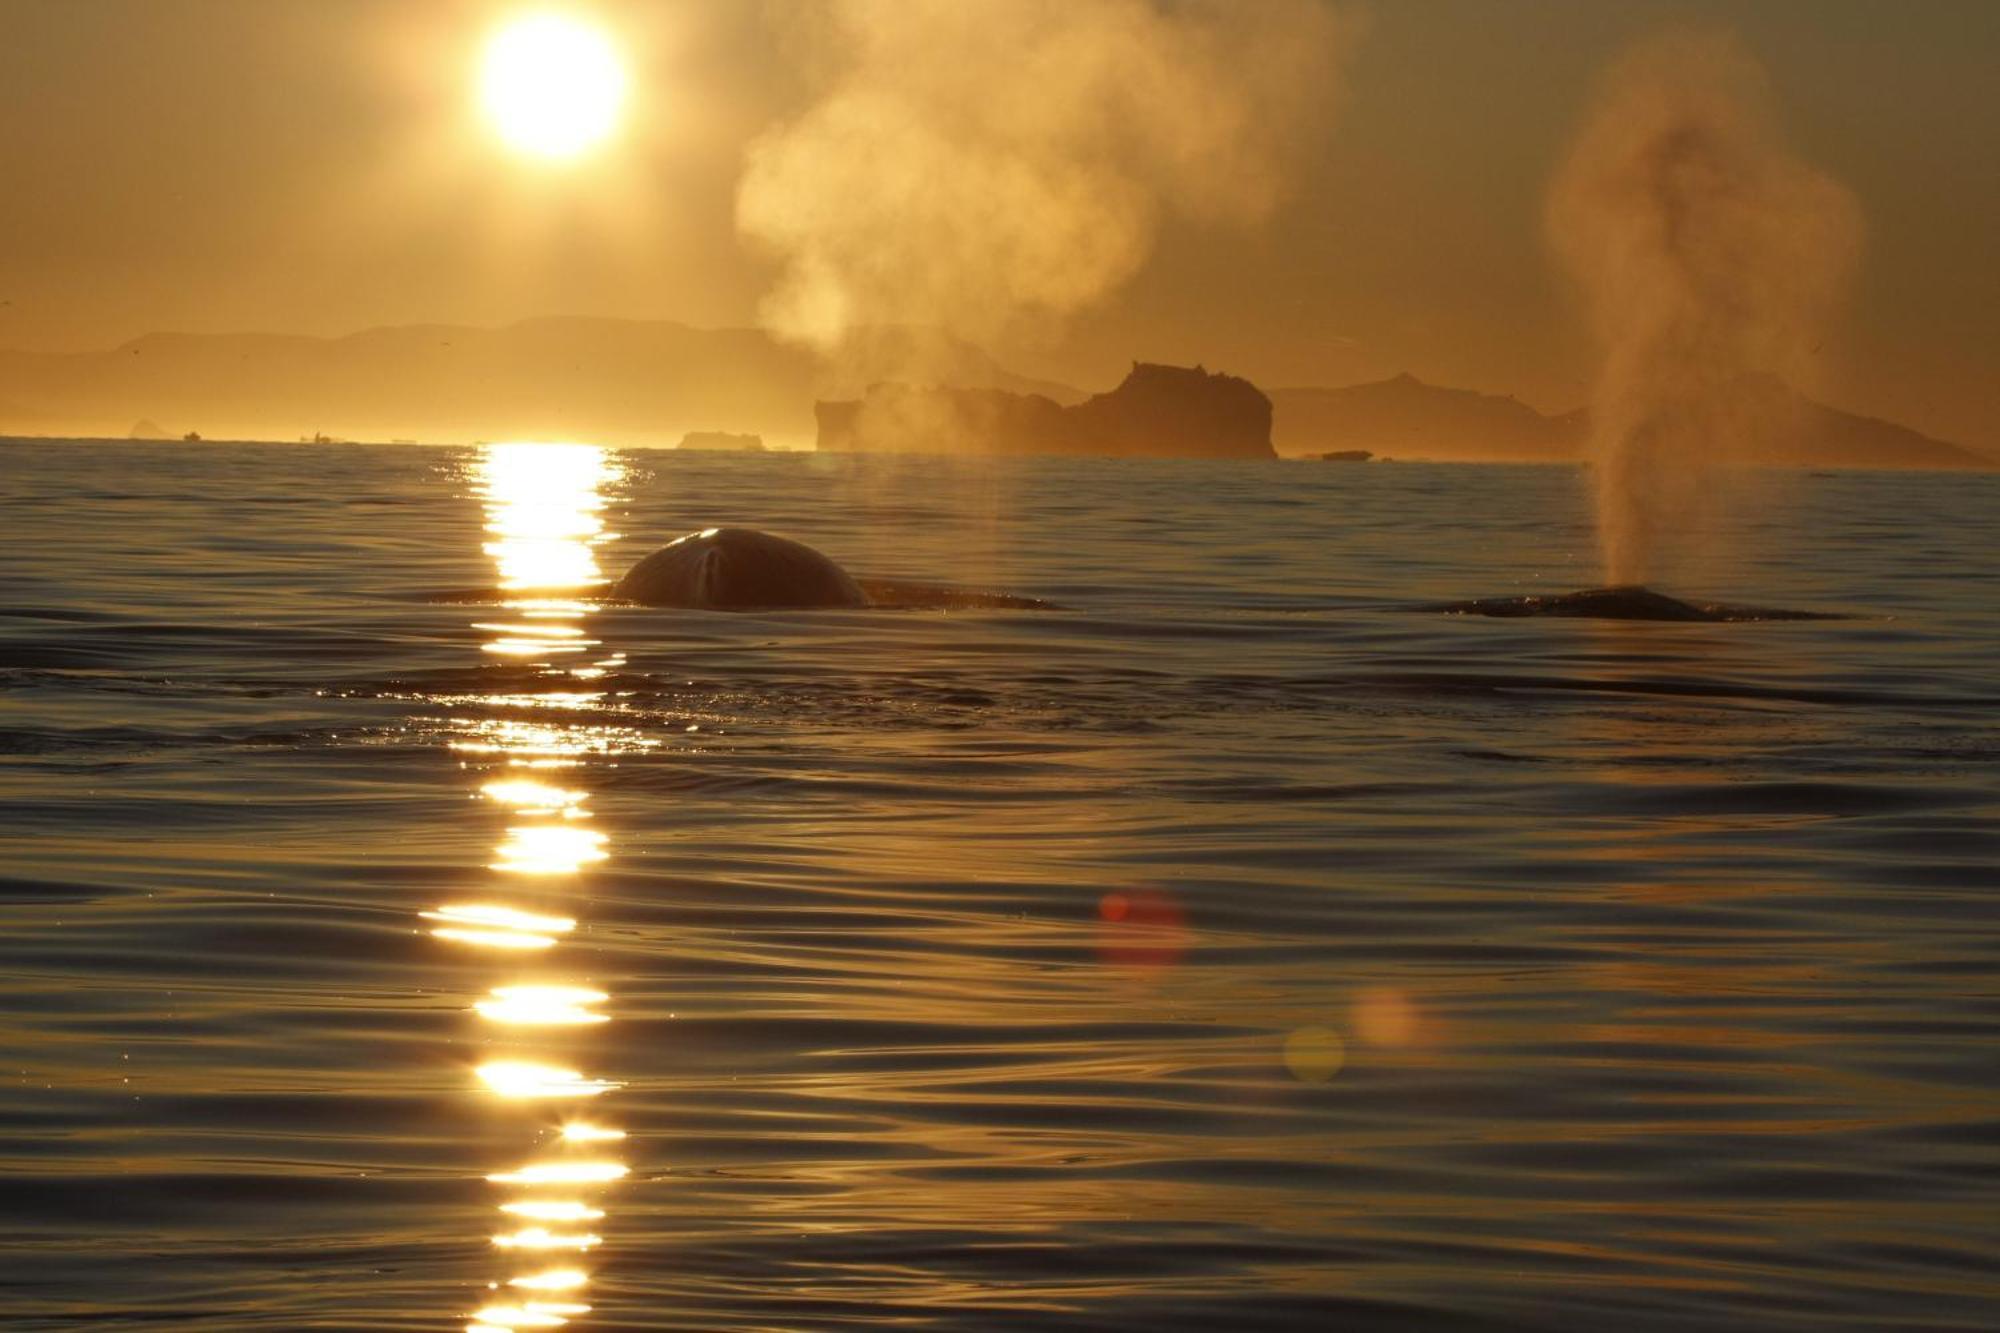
[434,443,633,1332]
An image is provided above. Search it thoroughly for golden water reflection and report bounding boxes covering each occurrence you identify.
[482,779,590,816]
[481,443,616,592]
[559,1122,626,1144]
[476,986,611,1026]
[503,1201,606,1222]
[476,1060,622,1099]
[488,1161,630,1186]
[509,1270,590,1291]
[471,1308,585,1331]
[491,825,609,875]
[448,717,658,760]
[492,1228,604,1252]
[436,443,628,1332]
[427,903,577,934]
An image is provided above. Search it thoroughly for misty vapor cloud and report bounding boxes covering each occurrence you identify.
[737,0,1360,350]
[1549,29,1863,586]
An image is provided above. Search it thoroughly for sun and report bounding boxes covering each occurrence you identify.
[481,14,628,160]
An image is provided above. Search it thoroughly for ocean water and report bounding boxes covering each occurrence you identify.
[1,439,1995,1333]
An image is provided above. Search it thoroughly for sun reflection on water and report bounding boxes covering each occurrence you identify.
[492,1228,605,1253]
[480,442,617,591]
[470,1304,583,1328]
[433,443,628,1331]
[487,1161,630,1186]
[559,1122,626,1143]
[483,779,589,813]
[509,1270,590,1291]
[475,986,611,1026]
[477,1060,622,1099]
[427,904,577,934]
[492,825,610,875]
[448,717,660,759]
[502,1201,606,1222]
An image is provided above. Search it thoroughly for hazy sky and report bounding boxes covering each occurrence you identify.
[0,0,1993,444]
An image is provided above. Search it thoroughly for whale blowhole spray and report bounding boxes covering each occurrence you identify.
[1547,29,1863,589]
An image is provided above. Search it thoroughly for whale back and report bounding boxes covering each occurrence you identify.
[614,527,867,610]
[1427,585,1841,622]
[1466,586,1711,620]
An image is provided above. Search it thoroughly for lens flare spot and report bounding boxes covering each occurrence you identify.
[1352,987,1422,1047]
[1283,1025,1346,1083]
[1095,887,1188,971]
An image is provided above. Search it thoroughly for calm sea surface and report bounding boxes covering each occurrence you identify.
[1,440,1995,1332]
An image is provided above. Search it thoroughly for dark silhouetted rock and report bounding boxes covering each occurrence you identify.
[817,362,1274,460]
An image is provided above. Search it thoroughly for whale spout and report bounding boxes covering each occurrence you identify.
[613,527,867,611]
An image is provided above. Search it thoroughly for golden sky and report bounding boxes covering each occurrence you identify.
[0,0,1992,445]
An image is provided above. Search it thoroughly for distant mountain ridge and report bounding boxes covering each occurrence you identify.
[1274,374,1575,463]
[1271,373,1994,470]
[0,317,1986,470]
[0,316,1078,448]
